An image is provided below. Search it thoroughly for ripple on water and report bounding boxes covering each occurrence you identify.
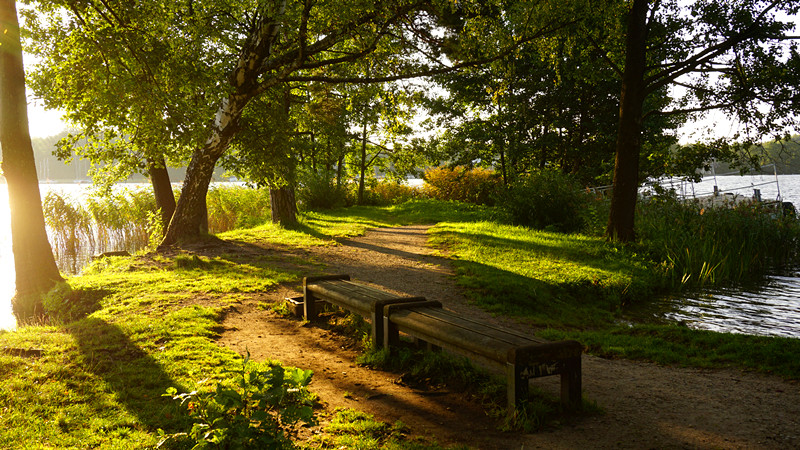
[647,270,800,339]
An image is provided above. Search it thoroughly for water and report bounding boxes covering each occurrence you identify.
[0,183,146,330]
[638,173,800,338]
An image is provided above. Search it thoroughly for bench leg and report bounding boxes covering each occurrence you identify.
[384,316,400,350]
[561,356,582,410]
[303,287,317,320]
[506,362,528,416]
[370,310,383,351]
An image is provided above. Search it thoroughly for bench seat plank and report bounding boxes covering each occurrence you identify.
[303,275,425,349]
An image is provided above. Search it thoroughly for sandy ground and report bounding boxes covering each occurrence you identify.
[216,225,800,449]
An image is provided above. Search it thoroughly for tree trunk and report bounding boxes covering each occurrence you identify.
[159,145,220,247]
[336,154,344,187]
[160,4,286,247]
[146,157,175,230]
[270,186,297,225]
[606,0,648,242]
[0,0,63,322]
[358,120,368,204]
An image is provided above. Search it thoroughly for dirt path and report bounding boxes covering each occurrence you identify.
[217,225,800,449]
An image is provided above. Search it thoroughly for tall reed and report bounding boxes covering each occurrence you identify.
[42,184,273,273]
[206,185,271,232]
[86,188,155,252]
[42,191,95,262]
[637,195,800,288]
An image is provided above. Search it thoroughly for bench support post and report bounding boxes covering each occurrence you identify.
[302,274,350,320]
[507,341,583,415]
[562,355,582,410]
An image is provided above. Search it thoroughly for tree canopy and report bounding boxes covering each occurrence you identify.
[19,0,800,245]
[22,0,568,244]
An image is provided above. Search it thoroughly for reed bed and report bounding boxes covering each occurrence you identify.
[86,188,155,252]
[636,196,800,288]
[42,185,272,272]
[206,184,271,233]
[42,191,95,262]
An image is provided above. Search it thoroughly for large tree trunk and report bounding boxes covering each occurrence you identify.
[146,157,175,229]
[0,0,63,322]
[606,0,649,242]
[270,186,297,225]
[159,143,223,247]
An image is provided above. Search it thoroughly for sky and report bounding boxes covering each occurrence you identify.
[26,95,66,138]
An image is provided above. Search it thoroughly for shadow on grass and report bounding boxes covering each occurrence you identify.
[450,259,618,328]
[68,317,188,432]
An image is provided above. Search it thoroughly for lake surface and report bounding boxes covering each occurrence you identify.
[2,176,800,336]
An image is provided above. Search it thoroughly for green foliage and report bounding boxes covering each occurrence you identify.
[42,282,107,324]
[421,166,501,205]
[297,170,348,210]
[637,195,800,288]
[501,170,591,233]
[163,356,315,449]
[207,185,272,233]
[359,180,422,206]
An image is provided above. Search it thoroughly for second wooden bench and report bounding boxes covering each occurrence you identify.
[383,301,583,413]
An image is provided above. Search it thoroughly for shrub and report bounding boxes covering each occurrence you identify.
[297,171,347,210]
[421,166,501,205]
[501,170,591,233]
[368,181,420,205]
[163,356,316,449]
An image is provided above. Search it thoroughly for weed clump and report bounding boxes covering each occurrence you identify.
[162,355,316,449]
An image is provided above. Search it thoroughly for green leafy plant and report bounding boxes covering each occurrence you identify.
[163,355,316,449]
[297,170,348,210]
[501,169,591,233]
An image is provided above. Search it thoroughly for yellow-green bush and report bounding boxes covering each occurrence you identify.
[369,181,420,205]
[421,166,501,205]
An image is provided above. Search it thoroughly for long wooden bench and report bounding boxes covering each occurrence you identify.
[383,302,583,414]
[302,274,425,349]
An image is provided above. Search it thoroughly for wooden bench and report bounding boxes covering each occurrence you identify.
[302,274,425,349]
[383,302,583,414]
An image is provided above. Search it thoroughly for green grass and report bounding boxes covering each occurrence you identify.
[427,221,661,328]
[4,197,799,449]
[541,324,800,379]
